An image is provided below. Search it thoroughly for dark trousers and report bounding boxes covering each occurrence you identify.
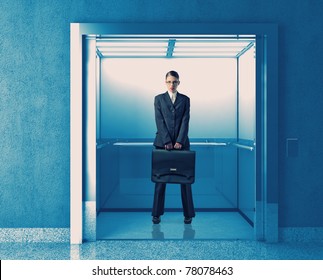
[152,182,195,218]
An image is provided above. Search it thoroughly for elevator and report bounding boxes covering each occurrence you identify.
[70,23,278,244]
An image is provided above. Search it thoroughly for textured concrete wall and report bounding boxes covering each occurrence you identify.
[0,0,323,228]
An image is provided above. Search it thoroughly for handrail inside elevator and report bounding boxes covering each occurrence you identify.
[97,140,255,151]
[231,142,254,151]
[112,141,228,146]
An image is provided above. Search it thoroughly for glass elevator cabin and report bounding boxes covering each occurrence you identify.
[92,35,256,240]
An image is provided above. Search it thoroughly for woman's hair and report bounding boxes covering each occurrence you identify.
[165,70,180,80]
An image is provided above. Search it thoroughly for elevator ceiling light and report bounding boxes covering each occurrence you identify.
[174,41,251,48]
[172,52,241,58]
[99,47,167,52]
[96,36,255,58]
[96,42,168,48]
[99,52,167,58]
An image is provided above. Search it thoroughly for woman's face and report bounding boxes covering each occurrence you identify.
[165,75,180,93]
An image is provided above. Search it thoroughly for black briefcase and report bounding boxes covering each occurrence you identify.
[151,149,196,184]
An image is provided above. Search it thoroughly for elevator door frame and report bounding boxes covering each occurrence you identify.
[70,23,278,244]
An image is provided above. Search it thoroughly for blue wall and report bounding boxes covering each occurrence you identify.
[1,0,323,228]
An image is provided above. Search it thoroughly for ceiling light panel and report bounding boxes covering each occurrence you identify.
[97,39,169,57]
[96,37,255,58]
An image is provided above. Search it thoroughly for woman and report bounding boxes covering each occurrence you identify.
[152,70,195,224]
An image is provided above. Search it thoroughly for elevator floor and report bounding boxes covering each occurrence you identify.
[97,211,253,240]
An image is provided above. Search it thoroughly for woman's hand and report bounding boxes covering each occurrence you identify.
[174,142,182,149]
[165,143,173,150]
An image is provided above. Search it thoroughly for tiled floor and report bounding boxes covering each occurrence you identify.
[0,212,323,260]
[1,239,323,260]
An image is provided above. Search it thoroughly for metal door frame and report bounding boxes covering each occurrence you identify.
[70,23,278,244]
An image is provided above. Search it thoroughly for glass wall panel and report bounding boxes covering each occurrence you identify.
[238,47,256,141]
[100,58,237,139]
[237,46,256,223]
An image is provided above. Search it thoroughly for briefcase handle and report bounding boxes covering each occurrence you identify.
[154,168,194,180]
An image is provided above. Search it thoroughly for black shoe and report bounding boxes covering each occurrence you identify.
[184,217,192,224]
[152,216,161,224]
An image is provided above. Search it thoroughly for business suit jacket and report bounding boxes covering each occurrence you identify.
[153,91,190,150]
[152,91,195,218]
